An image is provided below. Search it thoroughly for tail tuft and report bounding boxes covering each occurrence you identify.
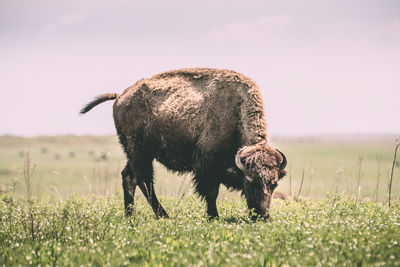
[80,93,119,114]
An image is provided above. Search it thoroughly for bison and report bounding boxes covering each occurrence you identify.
[80,68,287,220]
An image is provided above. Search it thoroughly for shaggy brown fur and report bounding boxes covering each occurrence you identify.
[80,68,287,219]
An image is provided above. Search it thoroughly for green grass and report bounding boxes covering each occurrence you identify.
[0,196,399,266]
[0,135,399,266]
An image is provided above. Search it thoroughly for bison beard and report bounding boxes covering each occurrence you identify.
[80,68,287,220]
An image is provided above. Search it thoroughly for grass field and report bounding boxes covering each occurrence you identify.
[0,135,399,266]
[0,196,399,266]
[0,135,398,201]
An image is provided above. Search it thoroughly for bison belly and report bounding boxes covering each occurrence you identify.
[147,119,239,174]
[145,120,196,172]
[152,135,195,172]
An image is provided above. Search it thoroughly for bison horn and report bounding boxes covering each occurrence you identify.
[276,149,287,170]
[235,147,247,171]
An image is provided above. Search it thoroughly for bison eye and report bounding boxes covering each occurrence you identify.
[245,176,254,183]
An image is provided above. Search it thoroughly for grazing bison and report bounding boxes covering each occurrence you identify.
[80,68,287,219]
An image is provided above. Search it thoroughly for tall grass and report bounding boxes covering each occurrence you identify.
[21,152,38,241]
[297,165,308,198]
[388,139,399,208]
[374,155,382,202]
[355,153,364,203]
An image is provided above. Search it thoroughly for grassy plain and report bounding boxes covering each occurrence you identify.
[0,135,398,200]
[0,135,399,266]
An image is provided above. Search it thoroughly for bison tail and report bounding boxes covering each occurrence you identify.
[80,93,119,114]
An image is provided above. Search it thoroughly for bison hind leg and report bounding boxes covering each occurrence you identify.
[125,155,169,219]
[138,181,169,219]
[121,163,137,216]
[122,157,169,219]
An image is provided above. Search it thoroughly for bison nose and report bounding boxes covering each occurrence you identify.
[259,199,269,213]
[257,199,271,218]
[260,199,268,210]
[261,214,270,221]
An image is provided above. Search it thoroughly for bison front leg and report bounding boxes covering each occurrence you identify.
[193,167,220,219]
[139,181,169,218]
[121,164,137,216]
[195,180,220,219]
[205,186,220,219]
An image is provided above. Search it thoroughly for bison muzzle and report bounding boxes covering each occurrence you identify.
[80,68,287,220]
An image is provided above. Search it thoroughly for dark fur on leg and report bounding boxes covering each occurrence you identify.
[205,186,220,220]
[139,182,169,218]
[121,164,137,216]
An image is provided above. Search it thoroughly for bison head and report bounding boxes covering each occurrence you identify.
[235,144,287,220]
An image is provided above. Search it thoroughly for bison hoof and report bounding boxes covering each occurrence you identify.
[156,211,169,219]
[207,214,219,221]
[125,206,135,217]
[251,214,271,222]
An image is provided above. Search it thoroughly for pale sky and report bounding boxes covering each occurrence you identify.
[1,0,399,136]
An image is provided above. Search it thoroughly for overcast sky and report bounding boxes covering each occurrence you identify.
[1,0,399,136]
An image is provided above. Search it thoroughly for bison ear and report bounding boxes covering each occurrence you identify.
[226,166,243,178]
